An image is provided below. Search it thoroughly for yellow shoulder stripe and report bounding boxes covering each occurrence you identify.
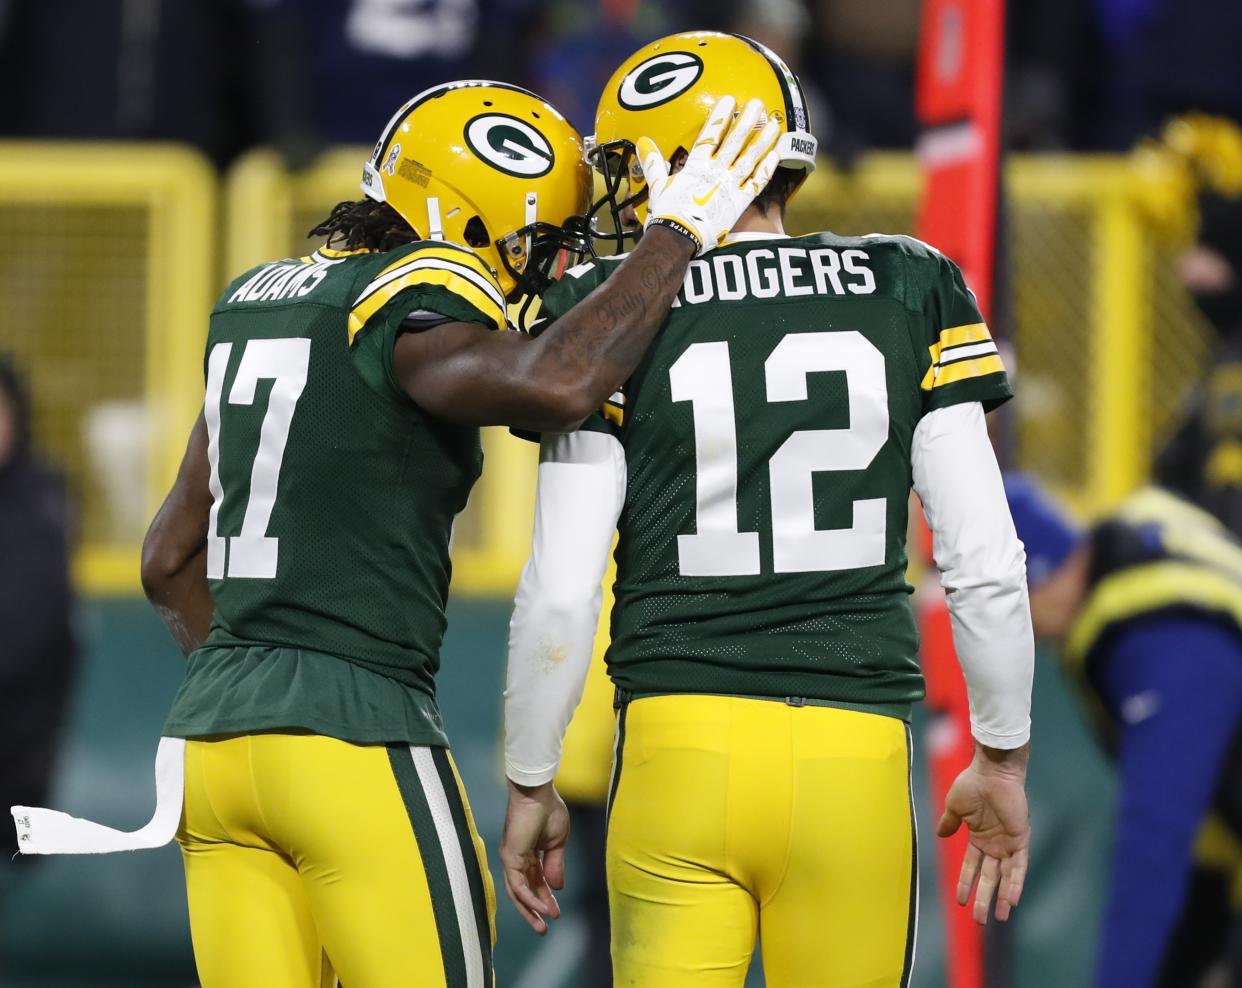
[926,322,991,366]
[929,354,1005,388]
[937,322,991,351]
[348,248,507,343]
[921,322,1002,389]
[376,244,496,283]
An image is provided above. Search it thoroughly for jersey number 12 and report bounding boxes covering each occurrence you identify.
[670,331,888,577]
[204,338,311,579]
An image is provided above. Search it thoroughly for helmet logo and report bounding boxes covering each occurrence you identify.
[618,52,704,110]
[465,114,555,177]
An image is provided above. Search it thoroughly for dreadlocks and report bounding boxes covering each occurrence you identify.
[307,199,420,253]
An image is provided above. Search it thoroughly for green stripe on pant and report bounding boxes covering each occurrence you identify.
[387,744,468,988]
[430,747,494,988]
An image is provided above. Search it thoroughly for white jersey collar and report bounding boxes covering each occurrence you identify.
[719,231,792,247]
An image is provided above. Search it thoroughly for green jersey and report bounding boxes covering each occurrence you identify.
[164,241,509,745]
[540,232,1012,718]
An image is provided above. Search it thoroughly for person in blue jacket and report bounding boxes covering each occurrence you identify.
[1007,474,1242,987]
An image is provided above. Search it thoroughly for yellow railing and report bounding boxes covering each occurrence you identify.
[0,142,1206,596]
[0,142,215,593]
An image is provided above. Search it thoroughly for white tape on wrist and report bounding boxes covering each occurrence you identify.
[11,736,186,855]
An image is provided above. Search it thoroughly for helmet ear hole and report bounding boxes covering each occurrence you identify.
[464,216,490,248]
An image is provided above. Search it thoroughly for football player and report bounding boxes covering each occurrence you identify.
[500,35,1036,987]
[36,81,778,988]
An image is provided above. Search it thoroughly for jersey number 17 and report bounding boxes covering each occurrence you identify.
[203,338,311,580]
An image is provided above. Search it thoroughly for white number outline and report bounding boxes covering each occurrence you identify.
[204,338,311,580]
[672,331,889,576]
[670,342,761,576]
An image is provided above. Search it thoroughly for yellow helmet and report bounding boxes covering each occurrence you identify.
[588,32,817,251]
[361,80,592,300]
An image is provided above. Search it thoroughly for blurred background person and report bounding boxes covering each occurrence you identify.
[0,356,78,875]
[1007,473,1242,988]
[1157,180,1242,536]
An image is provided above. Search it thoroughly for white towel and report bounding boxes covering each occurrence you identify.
[11,736,185,854]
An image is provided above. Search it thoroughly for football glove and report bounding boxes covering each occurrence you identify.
[637,96,782,255]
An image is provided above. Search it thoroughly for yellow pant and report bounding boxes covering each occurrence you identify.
[178,733,496,988]
[607,695,916,988]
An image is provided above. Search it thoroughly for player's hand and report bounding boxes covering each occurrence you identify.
[936,742,1031,925]
[500,779,571,935]
[638,95,781,255]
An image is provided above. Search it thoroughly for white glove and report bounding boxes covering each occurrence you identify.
[638,96,781,255]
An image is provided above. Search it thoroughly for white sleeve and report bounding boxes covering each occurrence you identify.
[911,402,1034,749]
[503,430,626,785]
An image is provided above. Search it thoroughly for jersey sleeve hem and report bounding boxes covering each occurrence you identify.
[924,373,1014,414]
[504,763,559,786]
[970,723,1031,749]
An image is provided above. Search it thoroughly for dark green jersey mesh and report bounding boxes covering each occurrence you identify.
[165,241,503,743]
[540,232,1011,716]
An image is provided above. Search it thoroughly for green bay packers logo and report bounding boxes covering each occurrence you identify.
[465,114,554,177]
[618,52,704,110]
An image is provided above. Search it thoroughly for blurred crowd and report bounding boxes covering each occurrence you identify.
[1,0,1241,169]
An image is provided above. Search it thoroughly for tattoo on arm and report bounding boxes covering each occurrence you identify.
[536,225,694,403]
[393,226,696,430]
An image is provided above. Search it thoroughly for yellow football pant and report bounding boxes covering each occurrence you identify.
[178,733,496,988]
[607,695,916,988]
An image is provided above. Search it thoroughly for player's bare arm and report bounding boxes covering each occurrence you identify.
[140,413,214,656]
[392,224,693,432]
[394,96,780,433]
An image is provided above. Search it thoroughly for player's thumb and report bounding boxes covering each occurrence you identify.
[936,807,963,839]
[636,137,670,189]
[543,846,566,890]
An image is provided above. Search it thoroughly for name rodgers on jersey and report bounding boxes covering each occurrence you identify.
[667,245,877,307]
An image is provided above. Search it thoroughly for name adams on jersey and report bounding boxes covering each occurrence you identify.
[163,241,507,747]
[540,232,1011,720]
